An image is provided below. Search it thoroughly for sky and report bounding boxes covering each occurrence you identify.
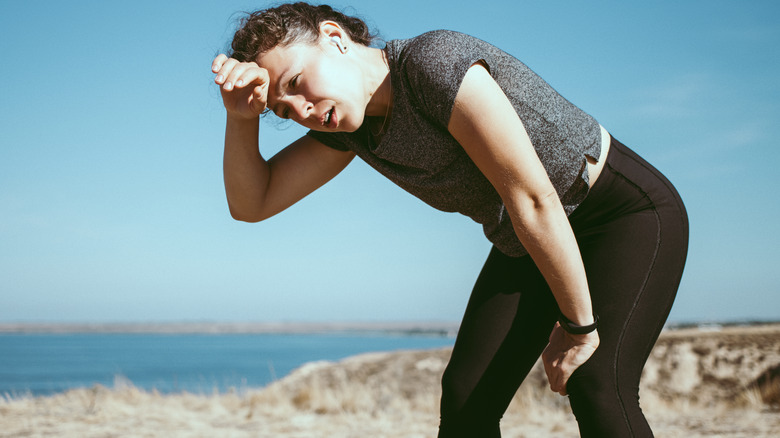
[1,0,779,324]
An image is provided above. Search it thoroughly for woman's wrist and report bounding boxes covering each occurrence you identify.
[558,312,599,335]
[227,112,260,123]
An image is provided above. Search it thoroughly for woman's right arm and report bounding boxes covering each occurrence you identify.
[213,55,355,222]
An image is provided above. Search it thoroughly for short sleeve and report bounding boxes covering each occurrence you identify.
[400,30,495,128]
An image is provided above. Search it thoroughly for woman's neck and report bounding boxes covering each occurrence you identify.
[357,45,392,117]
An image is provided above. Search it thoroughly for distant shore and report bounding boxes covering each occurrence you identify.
[1,319,776,335]
[0,321,461,336]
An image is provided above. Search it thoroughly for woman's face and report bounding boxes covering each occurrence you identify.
[257,37,368,133]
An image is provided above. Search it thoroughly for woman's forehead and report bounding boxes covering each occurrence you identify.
[256,42,315,70]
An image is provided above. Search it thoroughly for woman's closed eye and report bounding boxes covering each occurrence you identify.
[277,75,301,119]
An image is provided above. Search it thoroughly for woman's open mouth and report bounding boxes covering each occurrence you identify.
[323,107,336,127]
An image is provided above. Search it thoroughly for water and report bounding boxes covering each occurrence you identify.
[0,333,454,396]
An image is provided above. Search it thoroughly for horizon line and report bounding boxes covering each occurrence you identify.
[1,319,778,335]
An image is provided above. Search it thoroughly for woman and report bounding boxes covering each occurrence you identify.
[211,3,688,437]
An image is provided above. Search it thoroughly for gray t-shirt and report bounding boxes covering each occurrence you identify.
[307,30,602,257]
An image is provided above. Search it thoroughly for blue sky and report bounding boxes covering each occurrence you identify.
[1,0,778,324]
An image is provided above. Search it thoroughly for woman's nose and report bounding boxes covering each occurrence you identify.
[290,95,314,121]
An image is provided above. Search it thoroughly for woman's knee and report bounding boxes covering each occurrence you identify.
[438,364,507,437]
[566,367,651,437]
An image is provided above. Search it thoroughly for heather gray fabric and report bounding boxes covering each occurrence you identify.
[307,30,602,256]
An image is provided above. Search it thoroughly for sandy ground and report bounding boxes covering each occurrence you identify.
[2,324,779,437]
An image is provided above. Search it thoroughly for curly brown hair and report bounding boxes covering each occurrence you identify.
[228,2,377,62]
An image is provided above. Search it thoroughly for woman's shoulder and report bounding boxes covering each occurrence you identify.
[391,29,507,77]
[407,29,473,43]
[396,29,494,55]
[388,30,505,127]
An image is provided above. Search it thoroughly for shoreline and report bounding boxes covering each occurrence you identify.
[0,320,461,336]
[1,319,777,335]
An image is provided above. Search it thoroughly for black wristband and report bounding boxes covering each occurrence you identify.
[558,312,599,335]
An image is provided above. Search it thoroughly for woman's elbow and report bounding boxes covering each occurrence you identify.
[509,190,562,221]
[227,204,267,223]
[528,190,560,211]
[230,213,263,223]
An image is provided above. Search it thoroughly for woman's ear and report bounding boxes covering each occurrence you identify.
[319,20,345,39]
[320,21,348,53]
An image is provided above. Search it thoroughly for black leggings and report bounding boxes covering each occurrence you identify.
[438,137,689,437]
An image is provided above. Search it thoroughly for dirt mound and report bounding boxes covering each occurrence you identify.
[264,324,780,413]
[642,324,780,406]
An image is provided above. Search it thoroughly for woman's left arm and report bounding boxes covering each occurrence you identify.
[448,63,599,395]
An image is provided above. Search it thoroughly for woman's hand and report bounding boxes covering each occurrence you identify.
[212,54,269,120]
[542,322,600,395]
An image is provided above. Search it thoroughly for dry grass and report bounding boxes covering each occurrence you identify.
[2,324,779,437]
